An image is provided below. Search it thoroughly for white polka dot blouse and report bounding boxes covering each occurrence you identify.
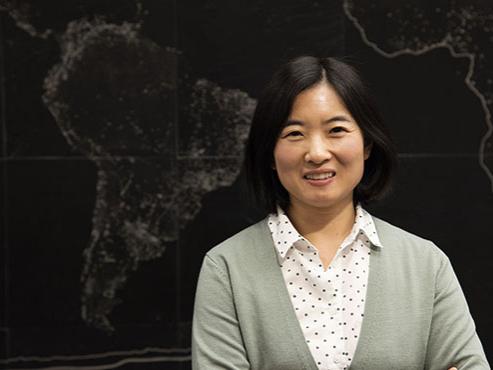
[267,204,383,370]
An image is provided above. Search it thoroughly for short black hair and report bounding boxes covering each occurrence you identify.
[243,56,398,214]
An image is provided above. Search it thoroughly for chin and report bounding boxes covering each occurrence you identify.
[303,198,340,209]
[307,194,353,209]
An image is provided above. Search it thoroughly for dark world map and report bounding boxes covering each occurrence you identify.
[1,0,492,368]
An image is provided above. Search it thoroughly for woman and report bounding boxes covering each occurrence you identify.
[192,56,489,369]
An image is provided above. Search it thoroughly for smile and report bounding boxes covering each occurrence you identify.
[303,172,336,180]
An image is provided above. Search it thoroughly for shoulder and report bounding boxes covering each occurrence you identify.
[372,215,437,249]
[204,217,273,268]
[370,216,454,295]
[371,215,449,264]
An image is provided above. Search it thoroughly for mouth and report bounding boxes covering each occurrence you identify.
[303,171,336,180]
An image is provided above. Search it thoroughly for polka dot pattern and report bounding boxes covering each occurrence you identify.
[268,204,383,370]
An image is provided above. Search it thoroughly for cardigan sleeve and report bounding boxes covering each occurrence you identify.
[192,254,251,370]
[424,247,490,370]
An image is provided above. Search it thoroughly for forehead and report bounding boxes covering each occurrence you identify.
[287,82,352,122]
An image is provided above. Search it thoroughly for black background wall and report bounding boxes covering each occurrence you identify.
[1,0,492,368]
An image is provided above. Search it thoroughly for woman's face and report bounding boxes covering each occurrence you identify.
[273,82,370,212]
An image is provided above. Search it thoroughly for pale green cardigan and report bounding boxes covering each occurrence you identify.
[192,216,490,369]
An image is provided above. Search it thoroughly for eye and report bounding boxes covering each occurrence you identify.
[282,130,303,138]
[330,126,347,134]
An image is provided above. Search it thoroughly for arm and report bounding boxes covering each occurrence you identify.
[425,248,490,370]
[192,255,250,370]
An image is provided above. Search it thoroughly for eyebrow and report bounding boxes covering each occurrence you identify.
[283,115,352,127]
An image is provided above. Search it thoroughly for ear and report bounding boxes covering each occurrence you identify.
[364,142,373,160]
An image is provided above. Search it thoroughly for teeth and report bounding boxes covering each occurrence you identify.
[305,172,335,180]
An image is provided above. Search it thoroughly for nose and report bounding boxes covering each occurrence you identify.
[304,136,332,164]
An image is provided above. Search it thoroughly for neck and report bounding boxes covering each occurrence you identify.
[286,198,356,243]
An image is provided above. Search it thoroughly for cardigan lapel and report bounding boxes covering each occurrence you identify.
[349,216,386,369]
[254,220,320,370]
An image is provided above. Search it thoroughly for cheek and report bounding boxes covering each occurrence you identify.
[273,144,301,182]
[338,138,366,166]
